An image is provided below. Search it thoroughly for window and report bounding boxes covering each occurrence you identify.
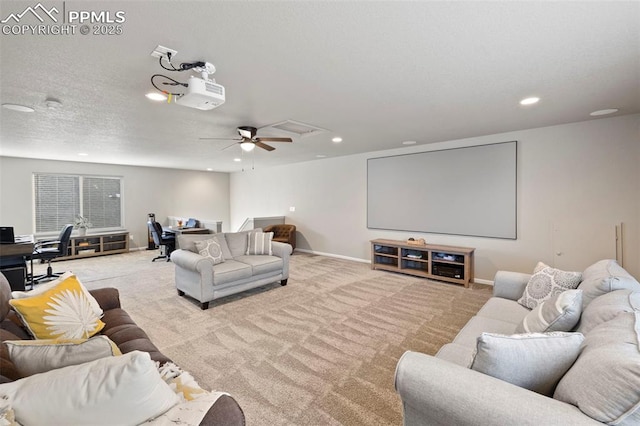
[34,173,123,234]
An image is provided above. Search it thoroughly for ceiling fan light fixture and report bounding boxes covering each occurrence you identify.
[240,141,255,152]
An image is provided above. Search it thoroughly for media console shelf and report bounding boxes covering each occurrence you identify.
[57,231,130,261]
[370,239,475,287]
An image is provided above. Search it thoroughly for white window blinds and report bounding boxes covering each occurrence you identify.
[34,174,123,233]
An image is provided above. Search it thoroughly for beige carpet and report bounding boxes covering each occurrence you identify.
[33,250,492,425]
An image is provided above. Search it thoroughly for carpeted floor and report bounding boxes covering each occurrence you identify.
[32,250,492,425]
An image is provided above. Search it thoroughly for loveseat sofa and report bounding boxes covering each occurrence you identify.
[395,259,640,425]
[0,273,245,425]
[171,230,292,310]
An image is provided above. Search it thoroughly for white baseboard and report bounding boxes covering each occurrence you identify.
[473,278,494,286]
[295,249,370,264]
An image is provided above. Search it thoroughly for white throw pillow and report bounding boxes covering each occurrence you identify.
[470,332,584,396]
[515,290,583,333]
[194,239,224,265]
[246,231,273,255]
[4,335,121,377]
[0,351,179,426]
[518,262,582,309]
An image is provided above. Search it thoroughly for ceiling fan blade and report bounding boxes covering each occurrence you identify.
[221,142,239,151]
[255,141,275,151]
[200,137,240,141]
[255,137,293,143]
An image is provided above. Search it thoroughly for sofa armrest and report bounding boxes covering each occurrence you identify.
[88,287,121,311]
[492,270,532,300]
[271,241,292,257]
[171,249,214,272]
[395,351,597,426]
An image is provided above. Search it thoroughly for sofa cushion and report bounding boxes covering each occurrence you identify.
[435,342,476,367]
[4,335,121,377]
[518,262,582,309]
[194,239,225,265]
[471,332,584,396]
[554,312,640,424]
[578,259,640,309]
[475,297,530,324]
[246,232,273,255]
[212,260,253,286]
[578,289,639,334]
[9,274,105,340]
[225,230,255,258]
[0,351,179,426]
[233,255,283,276]
[451,316,519,348]
[515,290,582,333]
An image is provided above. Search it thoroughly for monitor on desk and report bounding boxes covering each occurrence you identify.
[0,227,15,244]
[185,218,198,229]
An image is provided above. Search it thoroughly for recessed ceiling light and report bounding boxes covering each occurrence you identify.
[233,158,242,162]
[590,108,618,116]
[2,103,35,112]
[520,97,540,106]
[402,141,417,145]
[332,137,343,143]
[145,92,167,101]
[78,153,88,156]
[206,168,213,171]
[316,154,327,158]
[45,98,62,109]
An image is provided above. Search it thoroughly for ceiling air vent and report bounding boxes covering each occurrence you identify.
[261,120,327,137]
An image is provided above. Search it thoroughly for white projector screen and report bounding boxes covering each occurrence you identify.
[367,141,517,239]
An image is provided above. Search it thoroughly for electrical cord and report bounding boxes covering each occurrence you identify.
[150,74,187,96]
[158,52,206,72]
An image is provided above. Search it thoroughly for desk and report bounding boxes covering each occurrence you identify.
[0,236,34,291]
[163,227,211,235]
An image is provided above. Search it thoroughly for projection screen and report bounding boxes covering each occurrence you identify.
[367,141,517,239]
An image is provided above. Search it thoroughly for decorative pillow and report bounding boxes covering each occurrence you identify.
[577,259,640,309]
[4,336,121,377]
[246,231,273,255]
[9,274,105,340]
[11,271,102,317]
[470,332,584,396]
[517,262,582,309]
[515,290,583,333]
[0,351,178,426]
[554,312,640,424]
[194,239,224,265]
[578,289,639,334]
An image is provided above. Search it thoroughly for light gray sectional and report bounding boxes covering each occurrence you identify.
[170,230,292,310]
[395,259,640,425]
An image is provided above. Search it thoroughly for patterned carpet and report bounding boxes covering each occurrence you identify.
[34,250,492,425]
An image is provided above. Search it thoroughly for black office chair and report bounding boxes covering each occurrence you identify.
[31,224,74,283]
[147,221,176,262]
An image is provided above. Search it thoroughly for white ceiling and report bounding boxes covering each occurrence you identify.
[1,1,639,172]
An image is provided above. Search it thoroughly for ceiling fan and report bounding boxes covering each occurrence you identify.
[199,126,293,152]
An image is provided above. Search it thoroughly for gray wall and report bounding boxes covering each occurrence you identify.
[230,114,640,281]
[0,158,230,250]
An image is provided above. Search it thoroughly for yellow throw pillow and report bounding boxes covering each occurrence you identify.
[9,275,105,340]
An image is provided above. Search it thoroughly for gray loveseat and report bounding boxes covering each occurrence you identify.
[170,230,292,310]
[395,259,640,425]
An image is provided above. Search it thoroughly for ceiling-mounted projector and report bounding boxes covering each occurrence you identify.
[175,75,225,110]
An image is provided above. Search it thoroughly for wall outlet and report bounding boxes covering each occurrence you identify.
[289,206,296,212]
[129,235,134,240]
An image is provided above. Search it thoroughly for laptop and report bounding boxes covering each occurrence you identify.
[0,227,15,244]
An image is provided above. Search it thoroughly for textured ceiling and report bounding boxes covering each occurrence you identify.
[1,1,639,172]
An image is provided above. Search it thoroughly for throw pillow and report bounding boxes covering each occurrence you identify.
[4,335,121,377]
[554,312,640,424]
[577,259,640,309]
[194,239,224,265]
[11,271,102,317]
[515,289,583,333]
[470,332,584,396]
[578,289,639,334]
[517,262,582,309]
[9,274,105,340]
[246,231,273,255]
[0,351,179,426]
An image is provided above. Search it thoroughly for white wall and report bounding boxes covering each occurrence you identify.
[0,158,230,249]
[230,114,640,280]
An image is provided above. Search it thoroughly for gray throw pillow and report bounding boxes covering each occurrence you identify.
[578,290,639,334]
[515,290,582,333]
[577,259,640,309]
[554,312,640,424]
[518,262,582,309]
[246,232,273,255]
[194,239,224,265]
[470,332,584,397]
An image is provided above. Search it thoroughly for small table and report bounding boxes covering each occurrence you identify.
[0,235,35,291]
